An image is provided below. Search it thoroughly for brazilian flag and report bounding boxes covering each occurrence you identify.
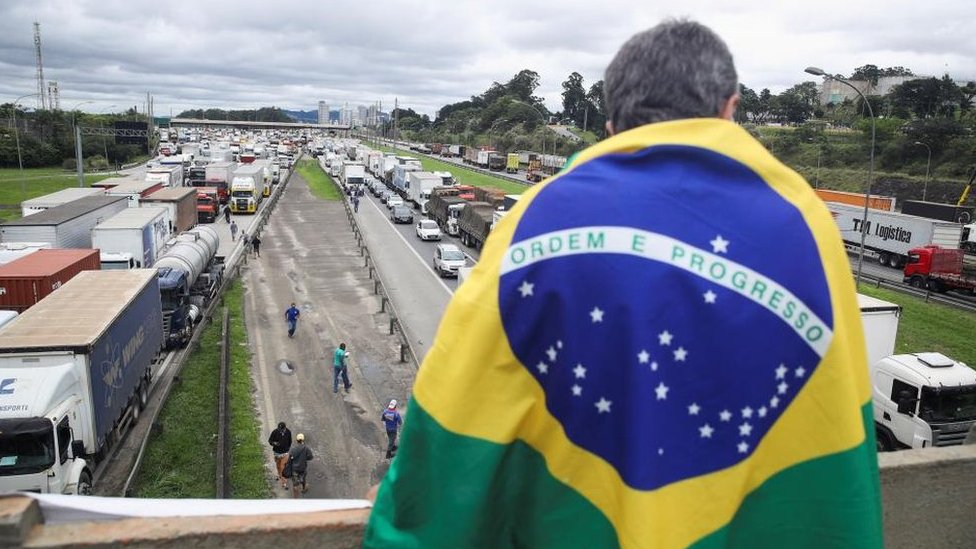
[366,119,883,548]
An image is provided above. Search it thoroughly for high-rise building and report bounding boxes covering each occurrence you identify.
[318,101,329,124]
[340,103,352,126]
[357,106,369,126]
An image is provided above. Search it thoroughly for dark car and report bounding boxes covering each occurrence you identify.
[391,205,414,224]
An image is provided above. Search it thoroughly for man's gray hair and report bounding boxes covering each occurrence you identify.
[604,19,738,133]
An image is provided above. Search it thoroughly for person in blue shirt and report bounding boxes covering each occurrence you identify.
[285,303,301,338]
[333,342,352,394]
[382,399,403,459]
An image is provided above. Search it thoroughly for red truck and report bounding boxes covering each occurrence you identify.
[203,161,235,205]
[196,187,221,224]
[903,246,976,294]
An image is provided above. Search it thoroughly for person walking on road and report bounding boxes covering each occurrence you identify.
[252,235,262,258]
[285,303,301,338]
[382,400,403,459]
[353,195,360,213]
[230,220,238,242]
[268,421,292,489]
[333,342,352,394]
[287,433,314,497]
[224,206,231,223]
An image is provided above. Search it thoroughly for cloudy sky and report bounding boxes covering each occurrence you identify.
[1,0,973,118]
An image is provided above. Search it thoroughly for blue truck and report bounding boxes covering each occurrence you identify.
[0,269,163,494]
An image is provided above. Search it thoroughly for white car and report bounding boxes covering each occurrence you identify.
[433,243,467,277]
[387,196,404,209]
[416,219,442,241]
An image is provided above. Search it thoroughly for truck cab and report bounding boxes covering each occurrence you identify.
[157,267,196,348]
[872,352,976,451]
[230,178,257,214]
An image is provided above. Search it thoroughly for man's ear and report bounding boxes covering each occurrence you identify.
[605,120,615,136]
[719,93,740,121]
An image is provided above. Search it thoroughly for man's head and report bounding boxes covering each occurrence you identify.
[277,421,286,430]
[604,19,739,135]
[340,343,346,350]
[296,433,305,443]
[290,302,296,308]
[388,399,397,409]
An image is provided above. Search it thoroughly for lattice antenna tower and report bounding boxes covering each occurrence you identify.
[47,81,60,110]
[34,21,48,110]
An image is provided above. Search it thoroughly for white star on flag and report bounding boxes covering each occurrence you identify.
[741,406,753,419]
[654,382,669,400]
[546,346,557,362]
[770,396,780,408]
[710,234,730,254]
[719,409,732,422]
[536,362,548,374]
[650,361,659,371]
[778,381,789,394]
[737,441,749,454]
[658,330,673,346]
[571,384,582,396]
[637,350,650,364]
[699,424,714,438]
[673,347,688,362]
[688,403,700,415]
[739,422,753,436]
[595,397,612,413]
[758,406,767,418]
[795,366,806,378]
[589,307,604,323]
[557,340,563,349]
[573,364,587,379]
[775,364,788,379]
[518,281,534,297]
[703,290,717,304]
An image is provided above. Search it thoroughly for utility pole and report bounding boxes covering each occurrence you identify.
[583,105,588,133]
[393,97,399,145]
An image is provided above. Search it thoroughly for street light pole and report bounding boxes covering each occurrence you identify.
[806,67,875,288]
[68,100,94,187]
[914,141,932,201]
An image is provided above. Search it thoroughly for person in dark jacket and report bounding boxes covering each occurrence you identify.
[251,235,262,258]
[267,422,292,489]
[288,433,314,497]
[382,399,403,459]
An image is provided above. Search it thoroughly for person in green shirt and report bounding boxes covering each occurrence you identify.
[333,342,352,394]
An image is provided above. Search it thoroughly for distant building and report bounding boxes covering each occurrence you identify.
[317,101,330,125]
[819,75,922,105]
[340,103,352,126]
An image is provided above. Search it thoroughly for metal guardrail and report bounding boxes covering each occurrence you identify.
[860,273,976,314]
[118,158,296,497]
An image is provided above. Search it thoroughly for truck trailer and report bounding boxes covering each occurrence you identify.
[145,164,184,188]
[92,207,172,269]
[900,200,974,224]
[0,248,100,312]
[20,188,104,218]
[139,187,198,233]
[204,161,236,205]
[155,226,223,348]
[105,180,165,207]
[406,172,450,213]
[458,201,495,250]
[814,189,896,211]
[824,201,964,268]
[0,269,163,494]
[903,245,976,294]
[0,196,128,249]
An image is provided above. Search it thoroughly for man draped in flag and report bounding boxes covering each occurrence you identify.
[367,19,883,548]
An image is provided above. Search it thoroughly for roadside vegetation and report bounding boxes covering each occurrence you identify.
[374,144,526,195]
[296,158,341,200]
[0,168,113,221]
[858,284,976,367]
[133,279,270,498]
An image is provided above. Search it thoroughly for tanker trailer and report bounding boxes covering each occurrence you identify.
[154,226,224,348]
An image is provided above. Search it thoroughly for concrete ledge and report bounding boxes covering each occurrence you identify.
[878,445,976,549]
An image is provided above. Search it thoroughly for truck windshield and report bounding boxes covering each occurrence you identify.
[0,419,55,476]
[919,386,976,423]
[231,191,251,198]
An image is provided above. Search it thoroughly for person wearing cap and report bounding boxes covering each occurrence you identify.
[267,421,292,489]
[381,400,403,459]
[287,432,314,497]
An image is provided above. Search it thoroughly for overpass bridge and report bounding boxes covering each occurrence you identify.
[169,118,352,132]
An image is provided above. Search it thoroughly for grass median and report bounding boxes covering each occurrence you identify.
[133,279,270,498]
[374,144,527,194]
[296,158,342,200]
[858,284,976,367]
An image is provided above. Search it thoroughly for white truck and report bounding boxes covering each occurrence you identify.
[341,162,366,194]
[146,164,184,188]
[21,187,104,217]
[229,164,267,214]
[0,269,163,495]
[407,172,450,213]
[858,293,976,451]
[92,206,172,269]
[825,202,964,269]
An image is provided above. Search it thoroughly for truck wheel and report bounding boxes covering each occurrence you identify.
[888,254,901,269]
[875,429,895,452]
[138,382,149,410]
[877,252,888,266]
[909,276,926,289]
[76,471,93,495]
[928,279,946,293]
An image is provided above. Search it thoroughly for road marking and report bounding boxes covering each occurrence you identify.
[365,195,454,296]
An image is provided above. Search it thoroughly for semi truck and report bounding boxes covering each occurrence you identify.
[814,189,896,211]
[0,196,128,249]
[341,162,367,194]
[204,161,236,205]
[824,201,964,268]
[21,188,104,218]
[406,172,451,213]
[457,201,495,250]
[155,226,223,349]
[0,249,100,312]
[140,187,198,233]
[145,164,183,188]
[196,188,220,224]
[0,242,50,266]
[106,180,165,207]
[392,162,422,197]
[92,207,172,269]
[900,200,974,224]
[526,158,545,183]
[229,164,266,214]
[0,269,163,495]
[903,245,976,294]
[427,189,466,236]
[506,153,520,173]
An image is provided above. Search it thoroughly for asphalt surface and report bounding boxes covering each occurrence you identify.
[244,171,415,500]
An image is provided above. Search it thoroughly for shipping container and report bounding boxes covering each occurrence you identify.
[0,196,128,248]
[90,174,144,190]
[901,200,974,224]
[139,187,198,233]
[21,187,104,217]
[0,248,100,312]
[92,207,172,268]
[106,180,165,206]
[814,189,896,212]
